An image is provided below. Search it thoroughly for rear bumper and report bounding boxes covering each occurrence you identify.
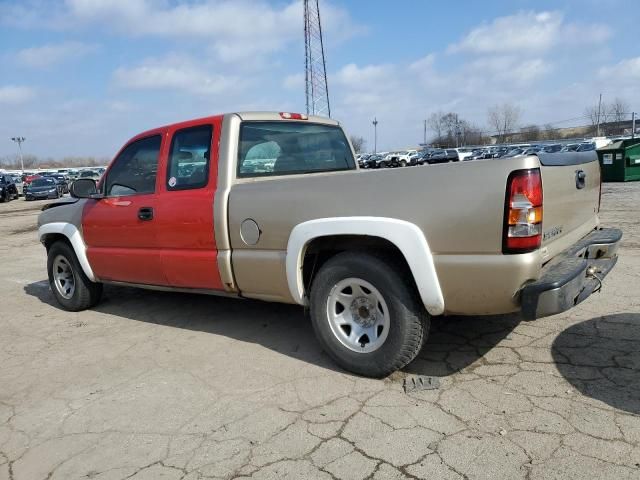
[521,228,622,320]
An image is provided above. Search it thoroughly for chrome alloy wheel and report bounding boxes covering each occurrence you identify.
[52,255,76,299]
[326,278,390,353]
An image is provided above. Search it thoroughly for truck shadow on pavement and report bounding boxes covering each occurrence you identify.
[24,280,520,378]
[552,313,640,415]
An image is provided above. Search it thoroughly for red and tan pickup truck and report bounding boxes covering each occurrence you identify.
[38,112,621,377]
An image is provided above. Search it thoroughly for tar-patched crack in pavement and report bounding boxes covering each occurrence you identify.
[1,184,639,480]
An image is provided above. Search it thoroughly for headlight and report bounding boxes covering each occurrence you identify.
[49,188,57,193]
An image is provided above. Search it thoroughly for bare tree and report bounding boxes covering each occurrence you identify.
[519,124,541,142]
[608,98,629,123]
[488,103,521,143]
[349,135,366,154]
[541,123,557,140]
[427,111,445,144]
[585,99,608,136]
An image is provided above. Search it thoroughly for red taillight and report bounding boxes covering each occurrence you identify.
[279,112,308,120]
[503,168,543,254]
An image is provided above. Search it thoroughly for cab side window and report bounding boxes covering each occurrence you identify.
[105,135,161,197]
[166,125,213,190]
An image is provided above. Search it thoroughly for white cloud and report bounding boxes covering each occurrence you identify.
[599,56,640,81]
[465,56,552,85]
[113,57,242,96]
[409,54,436,73]
[22,0,360,62]
[16,41,97,68]
[0,85,35,104]
[335,63,395,87]
[448,11,610,55]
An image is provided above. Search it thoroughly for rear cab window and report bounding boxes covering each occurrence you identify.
[237,122,355,178]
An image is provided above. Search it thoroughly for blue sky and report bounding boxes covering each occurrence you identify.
[1,0,639,159]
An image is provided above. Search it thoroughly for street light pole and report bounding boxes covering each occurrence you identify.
[423,119,427,145]
[10,136,26,172]
[632,112,636,139]
[596,93,602,137]
[372,118,378,154]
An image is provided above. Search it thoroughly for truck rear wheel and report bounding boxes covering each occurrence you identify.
[309,251,429,377]
[47,241,103,311]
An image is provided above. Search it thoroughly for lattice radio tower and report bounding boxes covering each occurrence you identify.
[304,0,331,117]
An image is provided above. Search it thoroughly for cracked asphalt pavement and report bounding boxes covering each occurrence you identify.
[1,183,639,480]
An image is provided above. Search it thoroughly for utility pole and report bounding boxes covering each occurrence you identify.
[632,112,636,139]
[11,136,26,172]
[596,93,603,137]
[372,118,378,154]
[423,119,427,145]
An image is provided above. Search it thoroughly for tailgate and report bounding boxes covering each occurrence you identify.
[538,152,600,257]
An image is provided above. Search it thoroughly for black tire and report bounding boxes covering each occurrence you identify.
[400,160,407,167]
[379,161,387,168]
[309,251,429,378]
[47,241,103,311]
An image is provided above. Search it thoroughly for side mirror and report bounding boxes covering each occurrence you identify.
[70,178,99,198]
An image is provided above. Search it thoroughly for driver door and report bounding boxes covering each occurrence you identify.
[82,133,168,286]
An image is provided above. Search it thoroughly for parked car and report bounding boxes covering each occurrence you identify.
[501,148,525,158]
[577,142,596,152]
[521,147,541,156]
[560,143,580,152]
[424,149,447,164]
[362,154,382,169]
[454,148,474,161]
[78,170,101,181]
[467,149,488,160]
[0,175,19,202]
[23,173,42,188]
[24,177,61,201]
[390,151,414,167]
[38,111,621,378]
[426,149,458,163]
[10,175,24,196]
[45,173,70,193]
[540,144,562,153]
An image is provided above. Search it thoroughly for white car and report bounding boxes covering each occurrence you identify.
[454,148,474,161]
[384,150,413,167]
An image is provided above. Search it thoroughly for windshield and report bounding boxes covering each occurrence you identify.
[80,171,96,177]
[32,178,55,187]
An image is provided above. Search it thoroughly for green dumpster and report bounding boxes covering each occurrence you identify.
[597,138,640,182]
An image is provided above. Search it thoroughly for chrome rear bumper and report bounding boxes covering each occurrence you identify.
[521,228,622,320]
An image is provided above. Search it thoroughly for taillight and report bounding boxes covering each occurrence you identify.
[279,112,308,120]
[503,168,543,254]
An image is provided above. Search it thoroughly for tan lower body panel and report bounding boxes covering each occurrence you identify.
[234,246,543,316]
[232,249,295,304]
[434,252,541,316]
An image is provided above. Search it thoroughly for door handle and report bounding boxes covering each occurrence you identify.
[575,170,586,189]
[138,207,154,221]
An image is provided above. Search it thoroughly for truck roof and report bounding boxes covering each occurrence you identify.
[130,111,339,144]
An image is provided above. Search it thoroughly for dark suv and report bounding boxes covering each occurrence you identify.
[0,175,19,202]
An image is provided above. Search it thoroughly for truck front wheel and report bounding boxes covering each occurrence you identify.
[309,252,429,377]
[47,241,103,311]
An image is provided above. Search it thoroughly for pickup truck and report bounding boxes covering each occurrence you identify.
[38,111,621,377]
